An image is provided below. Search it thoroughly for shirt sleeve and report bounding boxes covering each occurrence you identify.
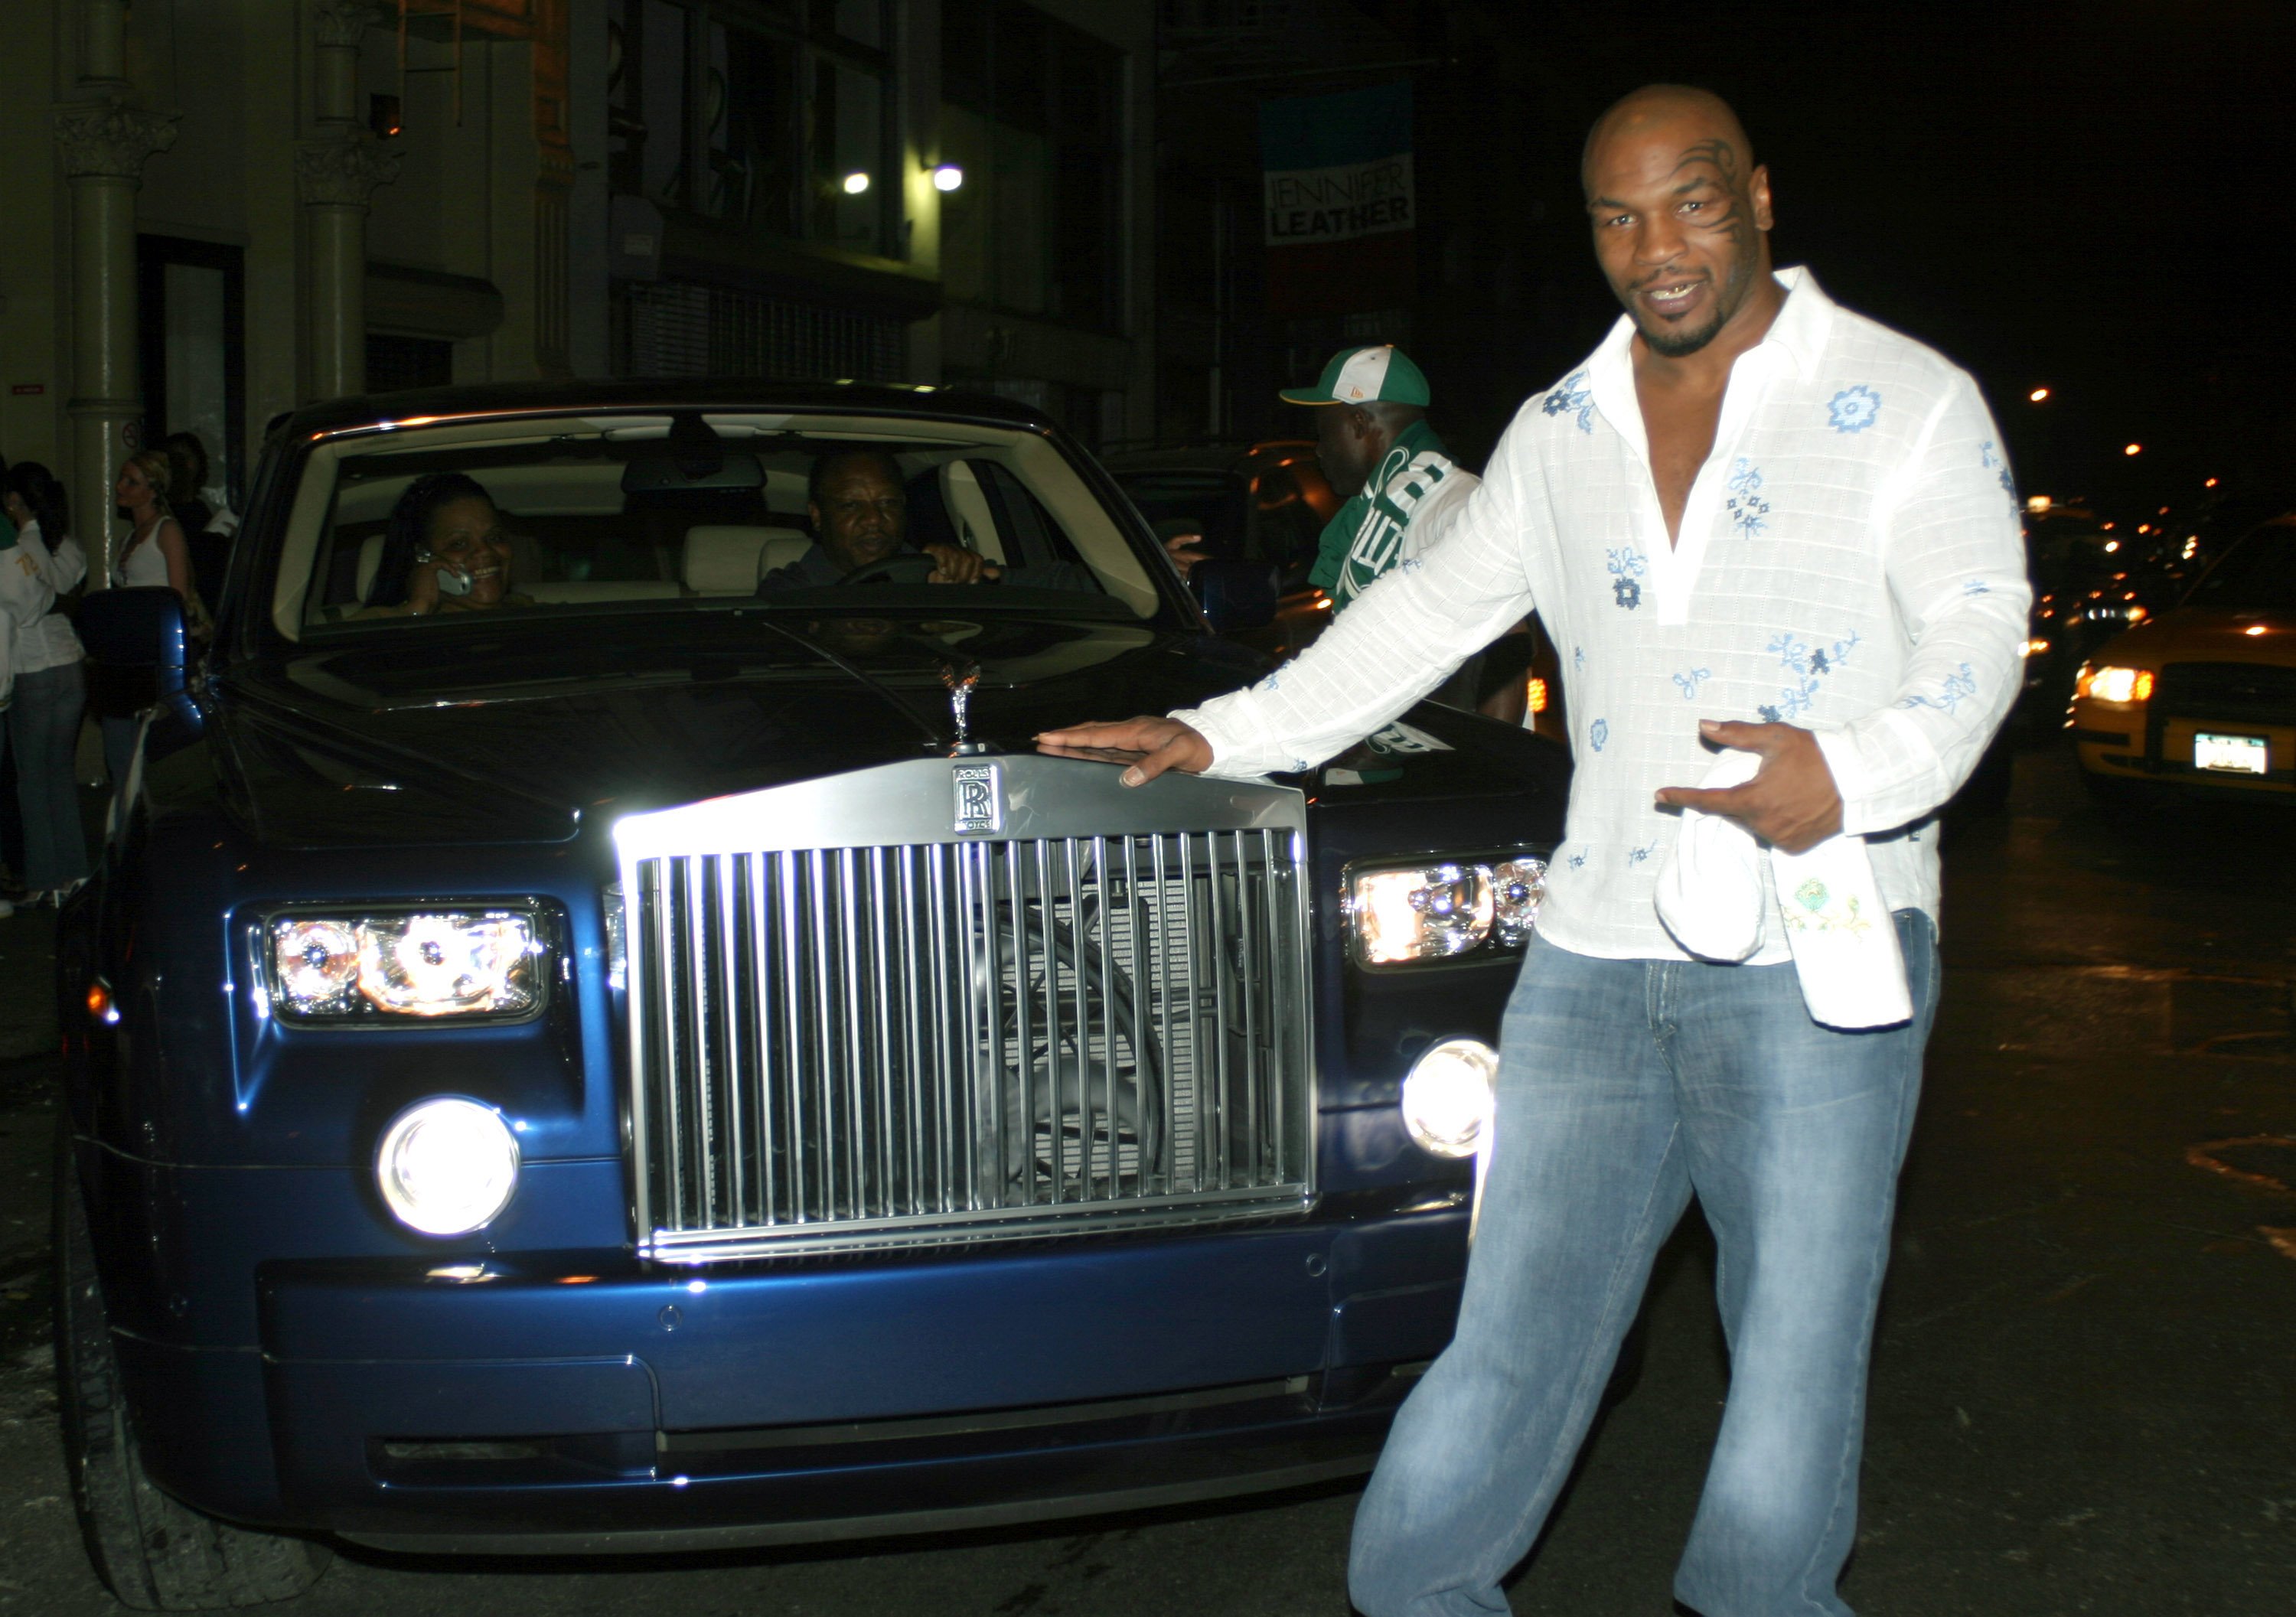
[1399,465,1482,560]
[0,543,57,630]
[1173,416,1544,778]
[1814,375,2033,834]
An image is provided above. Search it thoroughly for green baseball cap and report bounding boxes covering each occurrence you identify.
[1280,344,1431,408]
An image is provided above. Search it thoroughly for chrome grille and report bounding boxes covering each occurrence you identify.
[615,758,1314,1260]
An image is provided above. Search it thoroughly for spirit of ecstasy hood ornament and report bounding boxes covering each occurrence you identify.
[942,660,984,755]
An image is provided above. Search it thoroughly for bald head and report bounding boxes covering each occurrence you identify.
[1580,84,1779,363]
[1583,84,1754,188]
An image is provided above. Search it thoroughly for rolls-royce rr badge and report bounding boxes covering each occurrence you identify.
[945,662,1000,832]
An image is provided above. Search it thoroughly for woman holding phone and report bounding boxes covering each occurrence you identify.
[360,473,532,617]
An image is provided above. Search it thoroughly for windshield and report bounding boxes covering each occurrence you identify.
[274,411,1162,639]
[2184,524,2296,611]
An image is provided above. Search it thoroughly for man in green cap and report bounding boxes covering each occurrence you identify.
[1284,344,1477,611]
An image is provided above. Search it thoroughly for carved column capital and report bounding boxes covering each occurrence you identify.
[311,0,383,48]
[53,100,179,181]
[295,134,403,207]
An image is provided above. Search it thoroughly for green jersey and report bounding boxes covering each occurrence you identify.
[1306,418,1476,610]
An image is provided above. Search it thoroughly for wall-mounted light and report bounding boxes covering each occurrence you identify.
[370,92,403,141]
[932,163,965,192]
[842,171,871,195]
[2028,386,2050,403]
[2123,442,2141,456]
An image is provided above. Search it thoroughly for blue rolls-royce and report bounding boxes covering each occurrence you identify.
[57,381,1566,1608]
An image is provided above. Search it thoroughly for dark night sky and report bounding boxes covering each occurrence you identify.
[1407,0,2295,526]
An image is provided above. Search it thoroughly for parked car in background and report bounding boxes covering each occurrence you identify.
[2067,513,2296,804]
[2017,504,2181,730]
[57,381,1570,1609]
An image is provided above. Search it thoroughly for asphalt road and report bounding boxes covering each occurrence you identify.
[1,742,2291,1615]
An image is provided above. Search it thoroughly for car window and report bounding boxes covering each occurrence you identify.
[2185,526,2296,611]
[1110,471,1248,560]
[276,413,1160,638]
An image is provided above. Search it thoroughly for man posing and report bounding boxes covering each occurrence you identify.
[1039,86,2027,1616]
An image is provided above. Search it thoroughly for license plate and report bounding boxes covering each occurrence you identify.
[2194,732,2268,774]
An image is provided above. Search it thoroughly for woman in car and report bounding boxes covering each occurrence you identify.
[361,473,532,617]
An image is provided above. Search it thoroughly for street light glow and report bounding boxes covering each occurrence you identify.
[842,171,871,195]
[931,163,964,192]
[2123,442,2142,456]
[2205,477,2219,487]
[2029,387,2050,403]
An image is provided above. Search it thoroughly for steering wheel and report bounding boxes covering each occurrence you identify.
[840,553,944,586]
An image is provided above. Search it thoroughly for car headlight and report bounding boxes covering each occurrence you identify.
[376,1097,521,1236]
[1401,1038,1499,1158]
[1345,854,1547,967]
[2074,664,2154,704]
[268,908,551,1020]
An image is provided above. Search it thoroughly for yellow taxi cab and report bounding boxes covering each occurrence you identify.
[2069,514,2296,801]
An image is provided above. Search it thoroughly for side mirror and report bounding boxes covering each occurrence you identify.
[1190,557,1280,633]
[78,587,191,720]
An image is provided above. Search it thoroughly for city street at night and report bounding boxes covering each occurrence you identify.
[3,742,2290,1615]
[5,2,2294,1612]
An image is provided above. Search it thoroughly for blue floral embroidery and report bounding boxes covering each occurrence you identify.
[1401,556,1424,574]
[1724,458,1771,536]
[1672,666,1712,699]
[1828,386,1881,433]
[1567,849,1589,870]
[1291,756,1310,772]
[1962,579,1991,597]
[1900,662,1978,716]
[1541,369,1596,434]
[1589,718,1609,753]
[1628,839,1658,866]
[1606,546,1646,610]
[1259,672,1280,692]
[1981,439,2017,507]
[1573,644,1587,673]
[1760,629,1862,722]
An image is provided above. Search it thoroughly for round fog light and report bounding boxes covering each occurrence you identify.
[1401,1038,1499,1159]
[377,1097,520,1237]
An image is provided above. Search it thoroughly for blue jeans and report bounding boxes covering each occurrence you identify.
[6,661,90,890]
[1349,911,1939,1617]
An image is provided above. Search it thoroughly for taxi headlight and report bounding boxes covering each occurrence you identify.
[1401,1038,1499,1159]
[268,908,550,1020]
[377,1097,521,1236]
[2074,664,2154,704]
[1346,855,1547,967]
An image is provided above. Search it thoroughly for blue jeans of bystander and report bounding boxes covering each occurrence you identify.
[8,661,90,891]
[1348,911,1939,1617]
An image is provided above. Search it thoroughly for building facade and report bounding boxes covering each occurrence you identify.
[0,0,1156,580]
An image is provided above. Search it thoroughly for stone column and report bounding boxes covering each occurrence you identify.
[298,0,400,399]
[54,99,178,586]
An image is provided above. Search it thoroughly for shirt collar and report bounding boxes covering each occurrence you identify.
[1588,263,1837,396]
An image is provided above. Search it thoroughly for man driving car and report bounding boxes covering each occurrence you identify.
[757,448,996,592]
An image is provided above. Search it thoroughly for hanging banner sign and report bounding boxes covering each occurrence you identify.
[1260,81,1415,318]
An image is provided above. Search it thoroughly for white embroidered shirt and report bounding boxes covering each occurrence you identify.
[1171,267,2032,962]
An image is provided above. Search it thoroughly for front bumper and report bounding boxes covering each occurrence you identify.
[124,1192,1466,1548]
[2071,697,2296,795]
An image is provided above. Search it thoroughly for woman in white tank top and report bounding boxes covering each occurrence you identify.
[109,450,192,595]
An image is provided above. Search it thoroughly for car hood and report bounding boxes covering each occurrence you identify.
[2090,607,2296,668]
[204,611,1544,849]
